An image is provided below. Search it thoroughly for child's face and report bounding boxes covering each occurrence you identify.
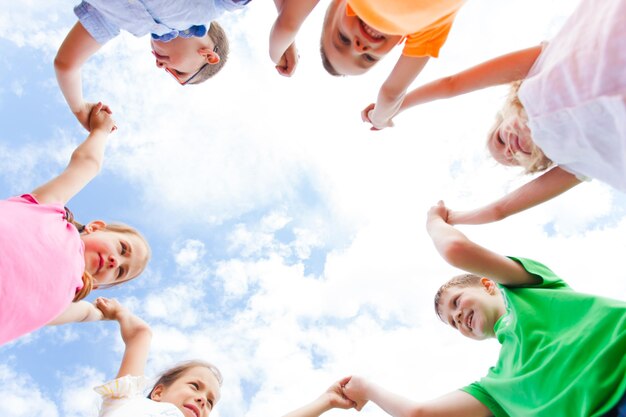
[151,36,216,84]
[151,366,221,417]
[487,114,534,167]
[437,280,506,340]
[80,221,149,286]
[321,0,401,75]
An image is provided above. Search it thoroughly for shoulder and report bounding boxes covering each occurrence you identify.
[503,257,570,290]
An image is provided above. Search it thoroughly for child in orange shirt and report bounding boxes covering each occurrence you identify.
[270,0,466,129]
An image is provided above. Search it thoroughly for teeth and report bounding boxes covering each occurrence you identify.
[362,21,383,39]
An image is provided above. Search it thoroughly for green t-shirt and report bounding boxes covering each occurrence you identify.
[461,257,626,417]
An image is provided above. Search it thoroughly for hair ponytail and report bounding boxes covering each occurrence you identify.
[73,272,94,301]
[64,206,85,233]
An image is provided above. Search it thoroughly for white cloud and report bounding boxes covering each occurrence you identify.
[0,364,59,417]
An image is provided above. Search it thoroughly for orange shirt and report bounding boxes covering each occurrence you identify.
[347,0,466,58]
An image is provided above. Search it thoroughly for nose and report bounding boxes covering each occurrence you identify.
[454,310,462,325]
[155,59,165,68]
[108,254,118,268]
[353,36,368,52]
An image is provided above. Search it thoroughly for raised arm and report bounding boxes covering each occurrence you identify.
[96,298,152,378]
[55,21,104,131]
[426,201,539,286]
[364,55,429,130]
[343,376,492,417]
[31,102,115,206]
[270,0,319,76]
[448,167,581,225]
[398,45,542,114]
[282,377,355,417]
[48,300,104,325]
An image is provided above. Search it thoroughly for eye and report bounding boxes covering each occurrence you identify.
[116,266,125,280]
[497,132,505,145]
[338,31,350,45]
[207,398,214,409]
[120,241,127,256]
[454,296,460,307]
[363,54,377,63]
[190,382,199,390]
[175,69,184,76]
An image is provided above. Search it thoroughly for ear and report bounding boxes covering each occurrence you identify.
[150,384,165,401]
[480,277,497,294]
[84,220,107,234]
[198,48,220,65]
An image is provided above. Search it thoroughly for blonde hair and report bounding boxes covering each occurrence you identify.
[434,273,483,320]
[148,360,223,399]
[189,22,230,84]
[488,81,553,174]
[65,208,151,302]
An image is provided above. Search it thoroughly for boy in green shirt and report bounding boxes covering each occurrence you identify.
[341,201,626,416]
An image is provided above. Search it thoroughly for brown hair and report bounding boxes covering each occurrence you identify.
[148,360,223,398]
[434,273,482,320]
[65,207,151,302]
[189,22,230,84]
[319,1,343,77]
[488,81,553,174]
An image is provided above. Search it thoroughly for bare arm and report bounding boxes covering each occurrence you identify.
[343,376,492,417]
[47,300,104,325]
[398,45,542,113]
[282,377,355,417]
[448,167,581,225]
[426,201,539,286]
[365,55,429,129]
[96,298,152,378]
[269,0,319,75]
[55,21,103,131]
[31,103,115,206]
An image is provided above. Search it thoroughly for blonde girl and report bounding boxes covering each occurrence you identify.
[94,297,356,417]
[370,0,626,224]
[0,104,150,345]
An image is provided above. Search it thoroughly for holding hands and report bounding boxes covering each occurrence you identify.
[89,102,117,133]
[361,104,395,131]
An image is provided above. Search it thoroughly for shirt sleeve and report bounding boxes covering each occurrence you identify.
[506,257,571,289]
[95,375,150,415]
[74,1,120,44]
[402,11,458,58]
[461,383,510,417]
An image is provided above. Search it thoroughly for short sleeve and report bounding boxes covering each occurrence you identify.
[94,375,150,399]
[461,383,510,417]
[506,257,570,289]
[402,12,457,58]
[74,1,120,44]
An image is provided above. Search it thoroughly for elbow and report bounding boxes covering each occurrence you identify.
[54,53,74,74]
[71,149,102,173]
[438,237,473,269]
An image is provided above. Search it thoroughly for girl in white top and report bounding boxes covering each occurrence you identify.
[95,297,357,417]
[368,0,626,224]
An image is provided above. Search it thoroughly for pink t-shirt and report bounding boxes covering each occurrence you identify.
[0,194,85,345]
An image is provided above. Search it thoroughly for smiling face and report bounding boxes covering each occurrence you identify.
[320,0,401,75]
[80,221,150,287]
[436,278,506,340]
[487,113,534,167]
[151,366,221,417]
[151,36,218,84]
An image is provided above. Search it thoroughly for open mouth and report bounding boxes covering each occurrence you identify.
[184,404,200,417]
[465,311,474,331]
[358,18,385,42]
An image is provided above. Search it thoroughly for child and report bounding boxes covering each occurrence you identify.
[340,200,626,415]
[269,0,466,129]
[94,297,357,417]
[55,0,249,131]
[0,104,150,346]
[379,0,626,225]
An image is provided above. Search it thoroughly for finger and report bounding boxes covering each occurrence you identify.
[438,200,445,206]
[93,102,103,114]
[338,375,352,386]
[101,104,112,114]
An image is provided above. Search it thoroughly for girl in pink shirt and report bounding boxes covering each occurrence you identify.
[0,104,150,346]
[378,0,625,225]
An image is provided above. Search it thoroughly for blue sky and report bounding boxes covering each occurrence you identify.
[2,1,626,416]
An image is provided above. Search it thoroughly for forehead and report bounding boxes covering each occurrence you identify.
[181,367,221,393]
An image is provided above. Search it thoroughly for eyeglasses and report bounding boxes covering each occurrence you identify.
[156,45,218,86]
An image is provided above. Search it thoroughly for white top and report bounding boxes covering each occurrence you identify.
[95,375,183,417]
[518,0,626,192]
